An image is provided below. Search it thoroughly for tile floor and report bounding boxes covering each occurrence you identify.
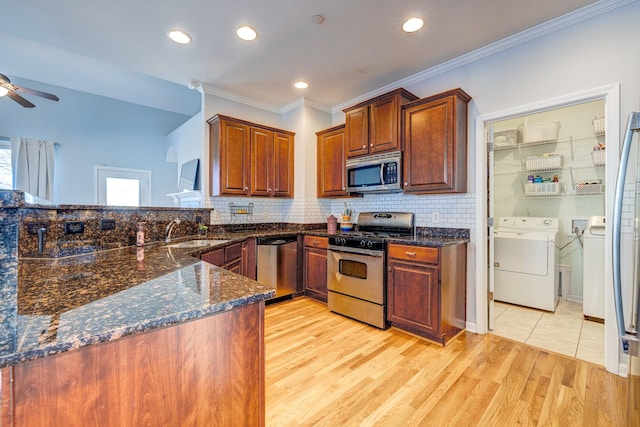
[491,300,604,365]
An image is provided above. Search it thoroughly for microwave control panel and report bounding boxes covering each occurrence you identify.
[384,162,399,184]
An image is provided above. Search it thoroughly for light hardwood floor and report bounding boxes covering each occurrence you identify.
[265,297,627,426]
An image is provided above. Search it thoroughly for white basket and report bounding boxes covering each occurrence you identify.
[494,129,521,148]
[523,121,561,144]
[525,182,562,195]
[575,183,603,195]
[592,150,605,166]
[592,117,605,136]
[525,155,563,171]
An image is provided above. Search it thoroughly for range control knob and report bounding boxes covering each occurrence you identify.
[337,237,346,245]
[367,240,373,248]
[360,239,367,247]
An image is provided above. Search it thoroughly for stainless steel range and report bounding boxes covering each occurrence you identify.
[327,212,414,328]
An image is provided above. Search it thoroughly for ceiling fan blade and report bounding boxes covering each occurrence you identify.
[6,90,35,108]
[14,85,59,102]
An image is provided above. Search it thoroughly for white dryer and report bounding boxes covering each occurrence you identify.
[494,217,560,312]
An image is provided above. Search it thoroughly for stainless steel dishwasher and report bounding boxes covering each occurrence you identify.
[257,236,297,303]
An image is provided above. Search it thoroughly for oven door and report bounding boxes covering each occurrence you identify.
[327,245,384,304]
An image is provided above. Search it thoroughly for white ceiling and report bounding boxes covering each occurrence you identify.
[0,0,611,114]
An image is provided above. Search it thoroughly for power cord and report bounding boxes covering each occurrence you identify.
[557,227,584,250]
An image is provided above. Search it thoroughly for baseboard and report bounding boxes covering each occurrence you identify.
[465,321,477,333]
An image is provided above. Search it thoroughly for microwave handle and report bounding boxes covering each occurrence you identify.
[380,163,385,184]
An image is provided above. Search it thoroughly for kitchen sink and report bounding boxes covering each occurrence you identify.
[166,239,229,248]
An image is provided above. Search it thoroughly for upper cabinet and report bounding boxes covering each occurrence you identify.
[316,125,348,198]
[209,115,295,198]
[402,88,471,194]
[343,88,418,158]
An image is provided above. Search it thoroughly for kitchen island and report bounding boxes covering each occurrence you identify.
[1,239,275,426]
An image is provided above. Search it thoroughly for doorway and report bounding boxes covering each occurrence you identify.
[474,84,620,374]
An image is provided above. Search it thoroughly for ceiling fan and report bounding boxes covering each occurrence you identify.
[0,73,59,108]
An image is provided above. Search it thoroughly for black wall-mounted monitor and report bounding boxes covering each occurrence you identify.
[177,158,200,192]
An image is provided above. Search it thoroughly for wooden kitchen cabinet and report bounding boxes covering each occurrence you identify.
[209,114,295,198]
[386,242,467,345]
[303,235,328,302]
[209,116,250,196]
[242,238,257,280]
[316,125,348,198]
[402,88,471,194]
[250,128,294,197]
[343,88,418,158]
[201,241,250,277]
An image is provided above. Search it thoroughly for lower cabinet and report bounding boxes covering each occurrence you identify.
[386,243,467,345]
[303,236,328,302]
[201,241,252,278]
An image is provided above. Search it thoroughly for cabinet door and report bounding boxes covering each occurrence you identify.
[219,120,250,195]
[304,245,328,302]
[387,260,439,337]
[345,106,369,158]
[370,95,400,153]
[403,89,469,194]
[250,127,273,197]
[201,248,225,266]
[317,125,347,198]
[272,131,294,197]
[242,238,257,280]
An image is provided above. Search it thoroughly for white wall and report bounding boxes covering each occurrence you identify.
[0,77,191,206]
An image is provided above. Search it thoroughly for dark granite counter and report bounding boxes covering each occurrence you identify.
[3,224,468,369]
[2,235,282,369]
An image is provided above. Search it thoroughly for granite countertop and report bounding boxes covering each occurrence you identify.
[2,232,299,368]
[3,227,467,368]
[304,230,469,247]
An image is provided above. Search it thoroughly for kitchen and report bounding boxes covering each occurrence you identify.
[1,0,640,425]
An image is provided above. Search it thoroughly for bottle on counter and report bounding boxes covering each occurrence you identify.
[136,222,145,246]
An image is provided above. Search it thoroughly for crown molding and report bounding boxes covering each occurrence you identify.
[280,97,331,114]
[200,83,282,114]
[331,0,633,114]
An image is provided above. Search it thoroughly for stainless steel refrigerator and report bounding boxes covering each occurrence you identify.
[613,111,640,424]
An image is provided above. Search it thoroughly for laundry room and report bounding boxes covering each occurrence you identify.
[489,99,606,364]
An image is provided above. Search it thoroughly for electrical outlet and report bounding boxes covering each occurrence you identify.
[100,219,116,231]
[570,219,588,236]
[64,221,85,234]
[432,212,440,223]
[26,222,48,234]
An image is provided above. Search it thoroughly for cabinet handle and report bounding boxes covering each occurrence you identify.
[362,144,366,149]
[405,251,417,257]
[268,188,272,192]
[404,182,408,186]
[370,143,373,147]
[387,266,393,271]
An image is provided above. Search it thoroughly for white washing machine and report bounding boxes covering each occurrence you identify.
[582,216,605,320]
[494,217,560,312]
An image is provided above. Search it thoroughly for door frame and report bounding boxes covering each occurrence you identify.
[473,83,621,374]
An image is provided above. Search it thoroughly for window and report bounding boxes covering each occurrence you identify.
[95,166,151,206]
[0,139,12,189]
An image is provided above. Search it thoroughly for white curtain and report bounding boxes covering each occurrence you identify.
[10,137,56,201]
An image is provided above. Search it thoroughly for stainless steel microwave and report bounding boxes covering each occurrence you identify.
[345,151,402,193]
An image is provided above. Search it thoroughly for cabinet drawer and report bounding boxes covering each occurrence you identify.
[304,235,328,250]
[388,244,439,264]
[201,249,225,266]
[225,243,243,261]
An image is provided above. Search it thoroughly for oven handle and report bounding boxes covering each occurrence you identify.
[327,245,384,257]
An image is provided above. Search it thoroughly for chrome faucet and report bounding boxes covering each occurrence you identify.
[165,218,181,242]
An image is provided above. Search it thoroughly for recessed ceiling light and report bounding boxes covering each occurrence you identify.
[402,17,424,33]
[237,26,258,41]
[0,87,8,97]
[294,81,309,89]
[168,30,192,44]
